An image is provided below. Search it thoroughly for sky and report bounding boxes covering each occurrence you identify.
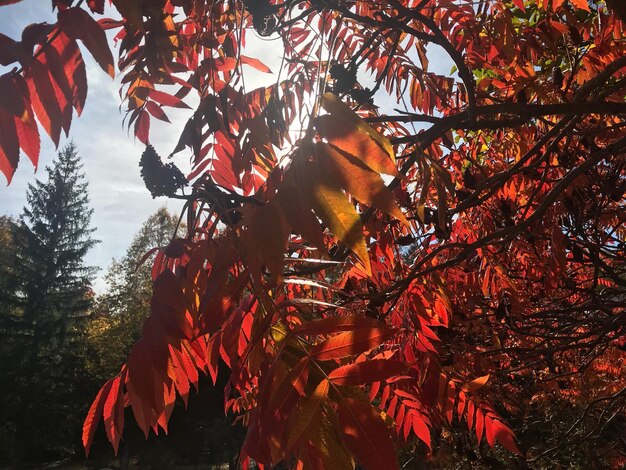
[0,1,452,293]
[0,2,196,292]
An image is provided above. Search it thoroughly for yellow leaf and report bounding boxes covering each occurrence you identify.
[310,179,371,275]
[311,406,355,470]
[284,143,370,274]
[319,93,399,177]
[315,143,409,226]
[285,380,329,454]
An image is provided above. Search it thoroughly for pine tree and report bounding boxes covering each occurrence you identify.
[0,142,99,465]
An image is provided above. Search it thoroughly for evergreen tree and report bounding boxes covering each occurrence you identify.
[0,142,99,466]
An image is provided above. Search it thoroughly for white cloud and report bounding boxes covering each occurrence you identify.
[0,1,185,292]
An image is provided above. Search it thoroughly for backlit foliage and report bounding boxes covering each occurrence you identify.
[1,0,625,468]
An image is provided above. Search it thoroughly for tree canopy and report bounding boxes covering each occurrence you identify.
[1,1,625,469]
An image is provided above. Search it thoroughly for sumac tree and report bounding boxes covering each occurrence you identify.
[1,0,625,468]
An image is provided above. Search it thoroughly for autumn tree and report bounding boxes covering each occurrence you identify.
[1,0,625,469]
[0,142,98,465]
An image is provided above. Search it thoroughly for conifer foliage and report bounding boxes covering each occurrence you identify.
[0,142,98,464]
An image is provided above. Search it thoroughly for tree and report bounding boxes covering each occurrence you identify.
[0,142,98,465]
[86,208,245,468]
[87,207,180,381]
[1,1,625,469]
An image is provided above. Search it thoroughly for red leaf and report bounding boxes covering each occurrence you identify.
[50,32,87,115]
[10,74,39,169]
[310,327,395,361]
[149,89,190,108]
[205,334,220,384]
[412,413,431,448]
[43,41,74,110]
[26,57,62,146]
[494,420,522,455]
[58,7,114,77]
[103,372,126,454]
[475,408,484,443]
[485,416,495,447]
[82,378,114,456]
[446,381,456,424]
[14,112,40,170]
[146,100,171,123]
[21,23,55,54]
[169,347,192,406]
[0,110,20,184]
[87,0,104,14]
[328,359,406,385]
[0,33,20,66]
[338,397,400,470]
[151,270,192,340]
[293,315,388,336]
[0,72,25,116]
[135,109,150,144]
[467,400,475,431]
[511,0,525,11]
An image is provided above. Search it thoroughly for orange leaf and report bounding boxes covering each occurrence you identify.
[319,93,398,177]
[241,55,272,73]
[328,359,406,385]
[310,327,395,361]
[338,397,400,470]
[569,0,590,11]
[466,374,490,393]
